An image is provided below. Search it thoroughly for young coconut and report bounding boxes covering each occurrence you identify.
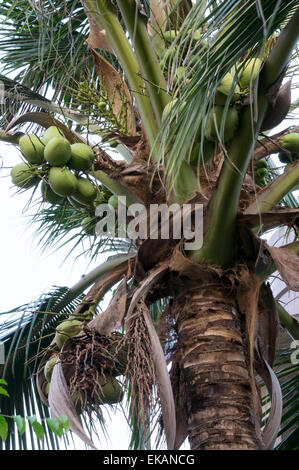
[19,134,44,165]
[279,132,299,154]
[41,180,64,205]
[81,216,96,235]
[238,57,262,89]
[55,319,82,350]
[44,382,50,397]
[100,378,124,405]
[44,355,58,382]
[255,158,268,169]
[44,136,72,166]
[189,140,216,166]
[205,105,239,143]
[215,72,240,105]
[42,126,66,145]
[49,167,78,197]
[108,195,118,210]
[68,143,95,171]
[72,177,97,205]
[11,162,40,189]
[162,99,186,122]
[163,30,177,43]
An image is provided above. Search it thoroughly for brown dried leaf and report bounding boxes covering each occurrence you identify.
[127,261,169,320]
[91,49,136,136]
[170,361,188,450]
[89,279,127,335]
[141,300,176,450]
[84,8,112,52]
[256,283,280,367]
[74,259,130,319]
[238,208,299,232]
[236,269,263,446]
[255,345,282,449]
[48,361,97,449]
[5,112,82,144]
[265,243,299,291]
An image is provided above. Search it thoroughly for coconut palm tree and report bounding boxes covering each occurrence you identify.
[0,0,299,451]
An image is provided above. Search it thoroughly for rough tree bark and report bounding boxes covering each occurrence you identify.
[174,283,259,450]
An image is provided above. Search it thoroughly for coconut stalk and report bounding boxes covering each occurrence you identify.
[190,6,299,267]
[83,0,159,156]
[116,0,170,127]
[92,169,142,205]
[53,254,135,312]
[245,161,299,215]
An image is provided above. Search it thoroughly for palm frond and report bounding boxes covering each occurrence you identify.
[29,200,134,264]
[0,0,118,128]
[261,346,299,450]
[0,286,85,449]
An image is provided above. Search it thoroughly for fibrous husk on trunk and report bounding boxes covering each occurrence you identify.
[167,245,282,449]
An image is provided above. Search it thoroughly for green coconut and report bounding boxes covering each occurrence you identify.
[81,216,96,235]
[55,319,82,349]
[188,28,201,42]
[162,99,186,122]
[11,162,39,189]
[44,355,58,382]
[108,195,118,209]
[72,177,97,205]
[43,126,66,145]
[256,167,268,178]
[44,136,72,166]
[44,383,50,397]
[279,133,299,154]
[19,134,45,165]
[68,143,95,171]
[255,158,268,169]
[205,105,239,143]
[163,30,177,43]
[190,140,215,166]
[238,57,262,89]
[215,73,240,105]
[41,180,64,205]
[49,167,78,197]
[100,378,124,405]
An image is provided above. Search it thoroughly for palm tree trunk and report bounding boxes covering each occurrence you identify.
[174,282,259,450]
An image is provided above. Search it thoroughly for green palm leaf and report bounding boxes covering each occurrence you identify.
[0,286,86,449]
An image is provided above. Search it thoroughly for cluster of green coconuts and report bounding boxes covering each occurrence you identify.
[10,126,118,235]
[278,132,299,191]
[43,319,125,410]
[162,48,263,163]
[253,133,299,188]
